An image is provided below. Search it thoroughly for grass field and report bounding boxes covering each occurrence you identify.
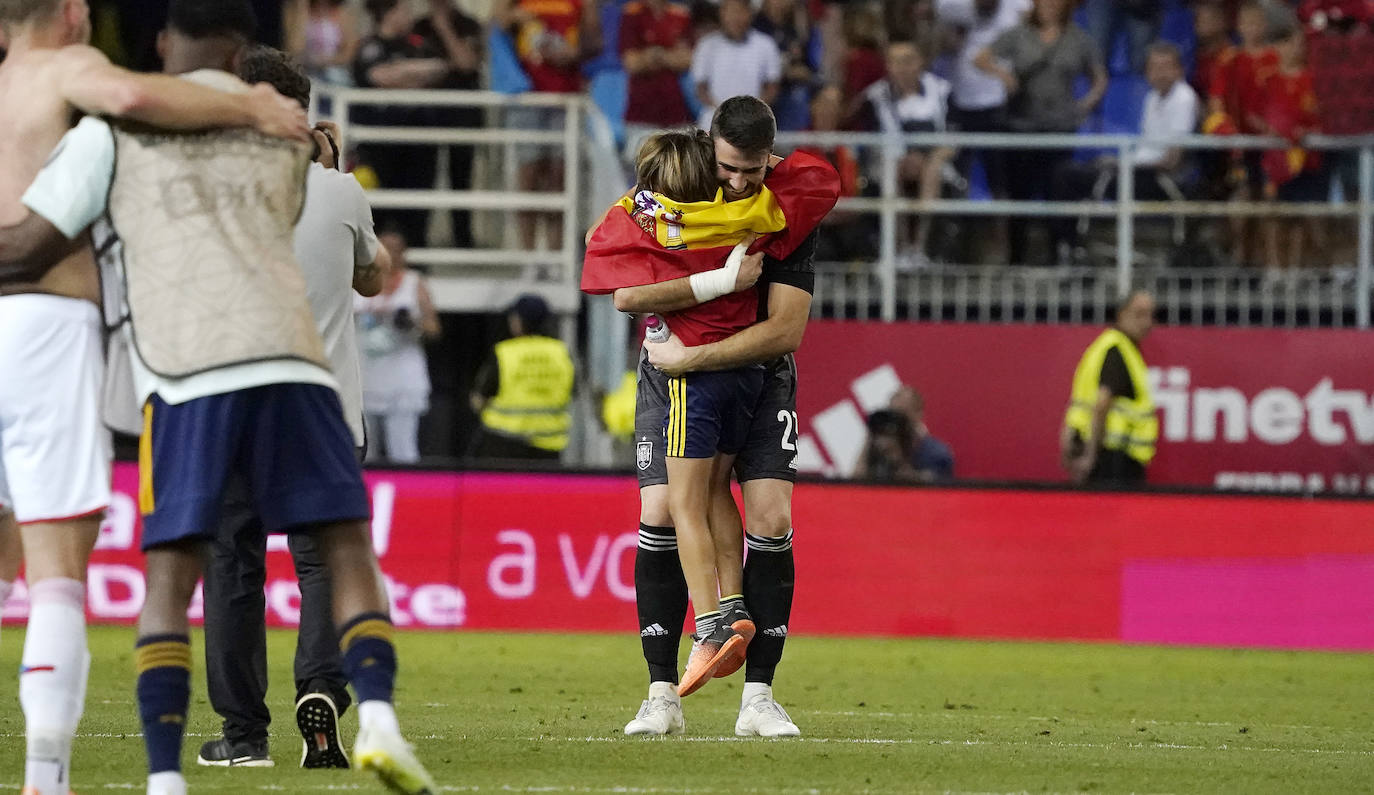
[0,626,1370,794]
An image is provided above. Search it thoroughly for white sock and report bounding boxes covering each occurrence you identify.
[0,578,13,650]
[358,699,401,735]
[742,682,773,704]
[21,578,89,795]
[146,770,187,795]
[648,681,680,702]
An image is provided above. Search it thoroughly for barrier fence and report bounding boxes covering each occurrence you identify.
[12,465,1371,650]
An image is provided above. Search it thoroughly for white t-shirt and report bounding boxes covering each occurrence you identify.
[690,30,782,129]
[23,115,338,407]
[937,0,1031,111]
[295,163,379,446]
[1137,80,1199,168]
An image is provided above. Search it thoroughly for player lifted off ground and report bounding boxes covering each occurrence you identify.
[583,98,837,717]
[0,1,435,792]
[618,97,827,737]
[0,1,307,792]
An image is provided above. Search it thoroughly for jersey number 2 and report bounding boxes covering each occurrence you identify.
[778,410,798,452]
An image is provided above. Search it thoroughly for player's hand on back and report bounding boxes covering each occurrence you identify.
[728,232,762,293]
[246,83,312,143]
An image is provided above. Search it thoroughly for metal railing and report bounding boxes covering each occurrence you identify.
[776,130,1374,327]
[311,86,625,320]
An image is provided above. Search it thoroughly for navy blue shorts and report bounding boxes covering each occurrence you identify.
[663,367,766,459]
[138,383,370,550]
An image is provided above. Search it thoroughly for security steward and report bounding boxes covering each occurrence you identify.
[470,294,576,460]
[1061,289,1159,486]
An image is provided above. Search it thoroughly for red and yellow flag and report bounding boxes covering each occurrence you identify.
[581,151,840,345]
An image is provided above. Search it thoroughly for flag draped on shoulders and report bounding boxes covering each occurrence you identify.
[580,151,840,345]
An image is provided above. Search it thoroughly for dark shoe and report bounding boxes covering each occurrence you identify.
[196,737,273,767]
[297,692,350,769]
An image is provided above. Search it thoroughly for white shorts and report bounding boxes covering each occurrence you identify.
[0,294,111,524]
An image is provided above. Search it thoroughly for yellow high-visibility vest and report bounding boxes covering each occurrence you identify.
[1064,328,1158,465]
[480,335,575,452]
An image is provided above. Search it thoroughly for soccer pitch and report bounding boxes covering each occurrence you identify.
[0,627,1369,793]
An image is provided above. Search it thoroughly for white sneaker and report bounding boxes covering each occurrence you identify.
[354,724,436,794]
[735,692,801,738]
[146,771,187,795]
[624,682,685,736]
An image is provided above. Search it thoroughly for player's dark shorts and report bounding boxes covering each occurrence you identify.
[663,365,765,459]
[635,352,799,487]
[139,383,370,550]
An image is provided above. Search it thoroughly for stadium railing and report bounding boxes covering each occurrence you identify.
[773,130,1374,328]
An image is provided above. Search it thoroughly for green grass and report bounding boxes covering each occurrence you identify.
[0,626,1371,793]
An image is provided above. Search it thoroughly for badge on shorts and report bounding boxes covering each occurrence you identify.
[636,441,653,471]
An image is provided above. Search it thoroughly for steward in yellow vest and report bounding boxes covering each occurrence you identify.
[1061,290,1159,486]
[471,295,575,460]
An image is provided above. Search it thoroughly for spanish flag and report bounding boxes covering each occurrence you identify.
[581,151,839,345]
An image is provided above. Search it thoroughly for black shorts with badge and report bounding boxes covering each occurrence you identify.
[634,350,799,488]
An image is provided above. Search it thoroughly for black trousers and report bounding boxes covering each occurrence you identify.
[1086,449,1147,487]
[202,475,350,745]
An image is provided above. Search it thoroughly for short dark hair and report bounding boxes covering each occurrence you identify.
[237,45,310,109]
[0,0,59,28]
[168,0,257,40]
[709,96,776,158]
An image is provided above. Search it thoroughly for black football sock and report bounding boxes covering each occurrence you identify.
[635,523,688,684]
[743,530,795,685]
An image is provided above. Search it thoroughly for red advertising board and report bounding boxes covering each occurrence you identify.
[6,465,1373,651]
[793,322,1374,494]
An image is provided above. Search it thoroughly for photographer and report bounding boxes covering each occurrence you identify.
[354,230,442,463]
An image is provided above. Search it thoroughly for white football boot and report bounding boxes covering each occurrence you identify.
[624,681,686,736]
[735,684,801,738]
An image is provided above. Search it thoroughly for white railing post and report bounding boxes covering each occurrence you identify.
[1359,144,1372,329]
[879,133,900,322]
[562,98,582,290]
[1116,138,1135,299]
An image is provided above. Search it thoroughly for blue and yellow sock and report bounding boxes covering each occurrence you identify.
[134,634,191,774]
[339,612,397,704]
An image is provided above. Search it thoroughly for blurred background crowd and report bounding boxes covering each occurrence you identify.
[43,0,1374,475]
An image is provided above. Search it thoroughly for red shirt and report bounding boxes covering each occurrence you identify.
[1212,47,1279,133]
[619,1,693,126]
[844,47,886,103]
[514,0,584,93]
[1192,42,1231,100]
[1261,66,1322,186]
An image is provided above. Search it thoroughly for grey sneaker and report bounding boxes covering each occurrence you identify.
[196,737,274,767]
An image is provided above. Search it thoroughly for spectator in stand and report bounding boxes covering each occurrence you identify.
[690,0,782,129]
[840,5,886,100]
[936,0,1031,201]
[285,0,362,85]
[416,0,484,248]
[1258,26,1326,269]
[975,0,1107,266]
[888,386,955,481]
[470,295,576,461]
[754,0,819,130]
[619,0,695,156]
[798,85,873,261]
[852,39,956,268]
[1083,0,1161,74]
[493,0,602,251]
[1050,42,1199,257]
[1209,0,1279,266]
[353,0,466,247]
[355,231,443,463]
[1190,1,1233,100]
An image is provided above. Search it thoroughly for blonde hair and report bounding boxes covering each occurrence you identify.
[634,128,718,203]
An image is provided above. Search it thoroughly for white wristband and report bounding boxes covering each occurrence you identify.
[688,241,751,304]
